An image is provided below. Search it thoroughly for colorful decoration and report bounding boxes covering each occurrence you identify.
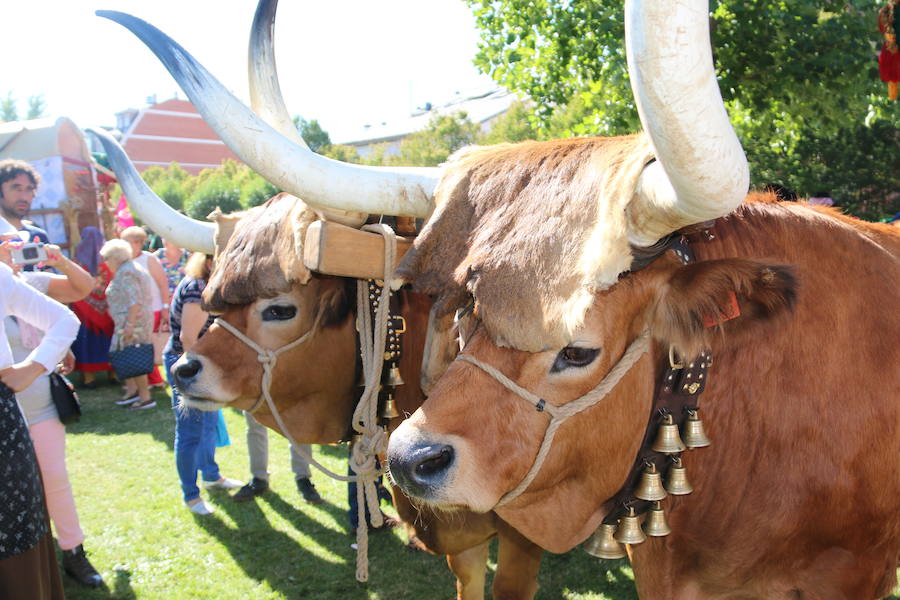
[879,1,900,100]
[115,194,135,231]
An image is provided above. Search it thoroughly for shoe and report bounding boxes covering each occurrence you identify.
[233,478,269,502]
[187,499,215,515]
[129,399,156,410]
[202,477,244,491]
[115,394,140,406]
[61,544,103,588]
[296,478,323,504]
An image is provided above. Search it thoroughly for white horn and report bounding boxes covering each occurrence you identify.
[247,0,366,226]
[97,10,438,219]
[625,0,749,247]
[87,127,216,254]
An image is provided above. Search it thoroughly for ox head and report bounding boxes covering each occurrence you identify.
[387,0,769,552]
[388,250,797,551]
[170,194,359,443]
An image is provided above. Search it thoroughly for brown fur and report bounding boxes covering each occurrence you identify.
[204,193,315,312]
[393,200,900,598]
[396,134,655,352]
[181,197,545,599]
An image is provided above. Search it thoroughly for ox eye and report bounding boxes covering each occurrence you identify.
[551,346,600,373]
[261,305,297,321]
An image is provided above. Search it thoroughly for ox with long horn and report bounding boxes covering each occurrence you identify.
[96,9,439,221]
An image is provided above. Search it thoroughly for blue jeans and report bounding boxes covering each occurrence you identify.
[165,351,221,502]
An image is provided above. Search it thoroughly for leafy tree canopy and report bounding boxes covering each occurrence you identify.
[465,0,899,218]
[293,116,332,153]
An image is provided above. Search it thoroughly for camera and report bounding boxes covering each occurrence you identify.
[11,242,48,266]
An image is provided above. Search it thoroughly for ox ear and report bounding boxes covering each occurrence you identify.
[208,207,246,259]
[650,258,797,359]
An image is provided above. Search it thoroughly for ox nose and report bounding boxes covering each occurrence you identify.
[388,442,455,499]
[173,358,202,388]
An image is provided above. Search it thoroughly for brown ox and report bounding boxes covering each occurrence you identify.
[166,193,544,599]
[387,159,900,598]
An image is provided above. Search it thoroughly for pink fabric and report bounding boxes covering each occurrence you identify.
[28,419,85,550]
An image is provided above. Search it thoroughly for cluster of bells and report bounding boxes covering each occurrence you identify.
[584,409,711,559]
[362,280,404,421]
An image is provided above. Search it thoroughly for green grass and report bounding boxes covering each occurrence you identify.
[60,379,898,599]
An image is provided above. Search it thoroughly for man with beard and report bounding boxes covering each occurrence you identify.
[0,160,50,271]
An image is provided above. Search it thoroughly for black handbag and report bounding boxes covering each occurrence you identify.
[49,372,81,425]
[108,343,155,380]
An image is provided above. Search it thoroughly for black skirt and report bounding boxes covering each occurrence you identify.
[0,381,47,559]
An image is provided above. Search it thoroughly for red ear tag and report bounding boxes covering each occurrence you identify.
[703,291,740,328]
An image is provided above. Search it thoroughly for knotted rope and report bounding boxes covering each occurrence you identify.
[457,330,651,507]
[348,222,398,581]
[214,222,398,582]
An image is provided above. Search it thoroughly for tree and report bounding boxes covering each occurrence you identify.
[185,173,242,220]
[1,92,17,122]
[478,100,540,144]
[26,95,46,119]
[466,0,899,218]
[390,111,481,166]
[292,116,332,153]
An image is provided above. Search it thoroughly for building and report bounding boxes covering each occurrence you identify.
[115,97,240,174]
[334,89,516,158]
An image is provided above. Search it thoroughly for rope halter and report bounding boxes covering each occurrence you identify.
[457,330,651,507]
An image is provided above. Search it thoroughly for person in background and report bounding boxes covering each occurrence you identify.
[0,159,50,272]
[119,226,168,390]
[99,239,155,410]
[0,260,79,599]
[69,227,114,388]
[0,236,103,587]
[154,237,188,299]
[233,413,323,504]
[165,252,242,515]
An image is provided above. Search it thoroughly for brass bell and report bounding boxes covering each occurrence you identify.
[634,462,667,502]
[385,365,405,387]
[583,523,626,559]
[665,457,693,495]
[614,507,646,545]
[643,501,671,537]
[682,409,711,448]
[379,393,400,420]
[651,413,686,454]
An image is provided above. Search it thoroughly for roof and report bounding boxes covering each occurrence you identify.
[334,89,516,146]
[119,98,240,174]
[0,117,92,162]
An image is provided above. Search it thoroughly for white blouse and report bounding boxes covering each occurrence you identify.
[0,262,78,373]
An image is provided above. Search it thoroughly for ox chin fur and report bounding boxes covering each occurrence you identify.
[388,420,500,513]
[178,397,228,412]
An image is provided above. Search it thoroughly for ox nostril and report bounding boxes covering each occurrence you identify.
[414,445,454,479]
[173,359,202,384]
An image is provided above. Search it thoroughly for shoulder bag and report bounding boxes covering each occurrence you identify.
[49,372,81,425]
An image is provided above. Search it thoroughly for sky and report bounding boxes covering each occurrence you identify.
[4,1,496,142]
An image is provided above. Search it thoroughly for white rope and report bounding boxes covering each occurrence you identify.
[348,222,398,582]
[214,222,398,582]
[458,330,651,507]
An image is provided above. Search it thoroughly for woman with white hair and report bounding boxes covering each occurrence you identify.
[99,239,155,409]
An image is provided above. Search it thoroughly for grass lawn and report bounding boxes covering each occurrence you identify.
[59,377,898,599]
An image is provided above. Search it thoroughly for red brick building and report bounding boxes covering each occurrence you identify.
[116,98,239,174]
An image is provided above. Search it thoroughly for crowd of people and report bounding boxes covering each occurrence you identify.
[0,158,393,598]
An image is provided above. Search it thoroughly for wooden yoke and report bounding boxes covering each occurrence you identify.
[303,220,413,279]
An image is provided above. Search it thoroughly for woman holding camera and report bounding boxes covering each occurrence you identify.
[0,259,79,599]
[99,239,155,410]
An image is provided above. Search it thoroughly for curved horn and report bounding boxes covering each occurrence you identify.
[247,0,366,226]
[96,10,438,219]
[87,127,216,254]
[625,0,749,247]
[248,0,307,148]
